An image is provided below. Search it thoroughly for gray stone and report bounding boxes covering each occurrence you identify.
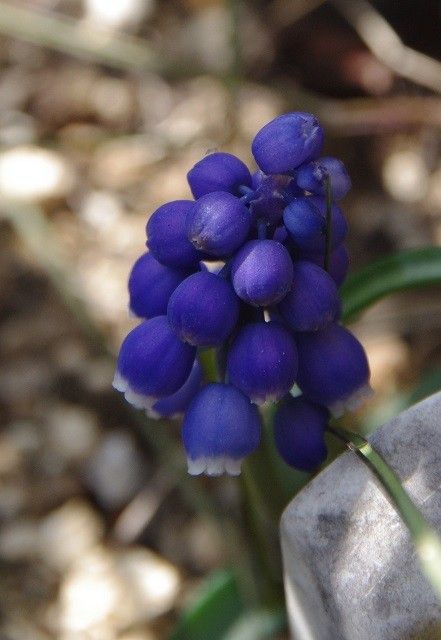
[281,392,441,640]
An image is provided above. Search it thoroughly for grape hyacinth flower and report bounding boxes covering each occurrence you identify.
[231,239,294,307]
[148,361,203,419]
[115,110,372,475]
[183,383,261,476]
[252,112,324,174]
[187,151,252,199]
[296,323,373,416]
[227,321,298,405]
[296,156,352,200]
[299,244,349,288]
[167,271,240,346]
[283,196,348,253]
[278,261,340,332]
[274,396,328,471]
[146,200,201,269]
[186,191,251,257]
[113,316,196,409]
[128,252,190,319]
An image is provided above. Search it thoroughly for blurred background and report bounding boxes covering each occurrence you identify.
[0,0,440,638]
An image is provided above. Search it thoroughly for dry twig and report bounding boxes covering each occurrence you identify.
[331,0,441,94]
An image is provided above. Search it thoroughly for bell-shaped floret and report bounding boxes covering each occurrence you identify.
[128,252,190,319]
[167,271,240,346]
[231,239,294,307]
[296,156,351,200]
[182,383,261,476]
[278,261,340,332]
[283,196,348,253]
[146,200,201,269]
[148,361,202,419]
[227,321,298,405]
[308,195,349,243]
[252,112,324,174]
[113,316,196,409]
[274,396,328,471]
[299,244,349,287]
[186,191,251,257]
[296,323,372,416]
[187,152,252,199]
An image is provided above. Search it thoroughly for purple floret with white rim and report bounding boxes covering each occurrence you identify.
[296,323,372,416]
[113,316,196,409]
[182,383,261,476]
[148,361,203,419]
[227,321,298,405]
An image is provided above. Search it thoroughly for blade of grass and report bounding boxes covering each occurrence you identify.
[169,569,244,640]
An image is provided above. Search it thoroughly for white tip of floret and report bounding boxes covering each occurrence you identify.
[145,406,183,420]
[112,371,154,410]
[145,406,162,420]
[250,391,282,406]
[112,370,128,393]
[329,383,374,418]
[187,456,243,477]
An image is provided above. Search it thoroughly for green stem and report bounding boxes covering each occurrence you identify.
[324,175,333,273]
[328,425,441,601]
[198,348,219,383]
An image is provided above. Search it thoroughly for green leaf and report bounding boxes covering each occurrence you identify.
[169,569,244,640]
[341,247,441,322]
[223,609,286,640]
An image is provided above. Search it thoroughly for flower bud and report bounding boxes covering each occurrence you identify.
[187,152,252,199]
[296,323,372,416]
[252,112,324,174]
[167,271,240,346]
[186,191,251,257]
[148,361,202,419]
[183,383,261,476]
[128,252,190,319]
[147,200,201,269]
[227,321,298,405]
[296,156,351,200]
[113,316,196,408]
[299,244,349,287]
[278,261,340,332]
[231,239,294,307]
[283,196,348,253]
[274,396,328,471]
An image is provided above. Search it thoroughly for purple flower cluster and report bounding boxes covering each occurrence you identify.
[114,112,372,476]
